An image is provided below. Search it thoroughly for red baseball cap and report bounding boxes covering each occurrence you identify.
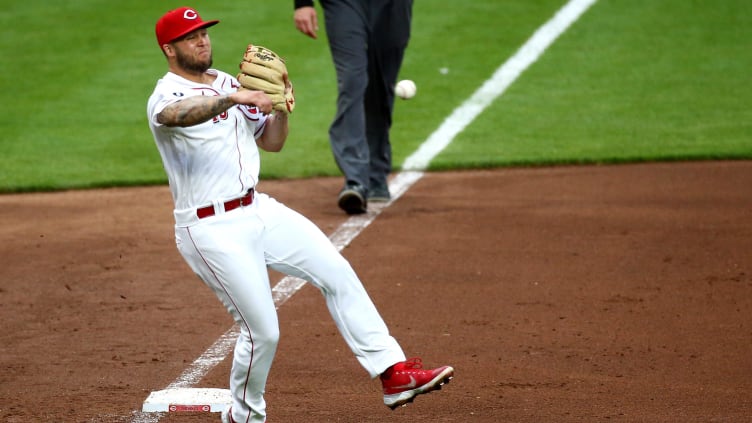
[155,7,219,46]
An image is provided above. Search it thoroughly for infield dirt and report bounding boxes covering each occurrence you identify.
[1,162,750,422]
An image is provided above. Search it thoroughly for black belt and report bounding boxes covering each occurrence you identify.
[196,189,254,219]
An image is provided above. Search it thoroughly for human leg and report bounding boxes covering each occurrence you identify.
[364,54,393,201]
[255,193,406,375]
[321,0,372,212]
[364,0,413,200]
[176,212,277,423]
[255,193,455,407]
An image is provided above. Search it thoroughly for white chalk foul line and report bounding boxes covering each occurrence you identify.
[129,0,597,421]
[403,0,599,170]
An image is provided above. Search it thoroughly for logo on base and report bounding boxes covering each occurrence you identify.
[168,404,211,412]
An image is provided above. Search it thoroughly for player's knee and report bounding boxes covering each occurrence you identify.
[338,73,367,99]
[325,256,358,279]
[256,325,280,347]
[237,319,280,347]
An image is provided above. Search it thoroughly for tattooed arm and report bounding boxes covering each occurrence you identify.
[157,91,273,127]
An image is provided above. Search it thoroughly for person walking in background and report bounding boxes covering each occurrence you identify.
[147,7,452,423]
[293,0,413,214]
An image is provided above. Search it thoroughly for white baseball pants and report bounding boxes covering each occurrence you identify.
[174,192,405,422]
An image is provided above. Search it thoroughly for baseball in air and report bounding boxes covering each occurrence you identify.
[395,79,417,100]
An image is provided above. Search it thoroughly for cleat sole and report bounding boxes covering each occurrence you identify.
[385,368,454,410]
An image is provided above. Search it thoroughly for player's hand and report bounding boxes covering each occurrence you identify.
[294,6,318,39]
[230,90,273,115]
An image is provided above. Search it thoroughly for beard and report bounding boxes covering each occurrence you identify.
[175,48,212,74]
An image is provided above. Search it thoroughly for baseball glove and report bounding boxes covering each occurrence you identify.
[237,44,295,114]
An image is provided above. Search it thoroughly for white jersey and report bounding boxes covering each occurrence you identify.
[146,68,406,423]
[146,69,267,214]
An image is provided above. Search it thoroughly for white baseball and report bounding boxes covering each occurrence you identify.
[395,79,417,100]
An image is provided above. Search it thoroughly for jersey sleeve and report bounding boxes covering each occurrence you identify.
[146,81,188,128]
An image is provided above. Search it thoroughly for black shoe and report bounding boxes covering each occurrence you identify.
[368,183,391,202]
[338,183,367,214]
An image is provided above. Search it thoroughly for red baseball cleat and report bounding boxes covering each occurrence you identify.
[380,357,454,409]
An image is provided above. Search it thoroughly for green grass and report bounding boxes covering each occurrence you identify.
[0,0,750,192]
[434,0,752,169]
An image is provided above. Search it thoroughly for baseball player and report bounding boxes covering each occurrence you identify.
[147,7,453,423]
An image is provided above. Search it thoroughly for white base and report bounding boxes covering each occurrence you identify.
[141,388,231,413]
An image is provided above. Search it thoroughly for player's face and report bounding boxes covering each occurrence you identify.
[172,28,213,74]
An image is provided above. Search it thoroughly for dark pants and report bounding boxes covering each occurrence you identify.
[320,0,413,192]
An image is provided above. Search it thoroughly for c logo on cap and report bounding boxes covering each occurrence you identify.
[183,9,198,20]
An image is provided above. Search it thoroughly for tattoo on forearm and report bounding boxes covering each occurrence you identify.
[158,95,234,127]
